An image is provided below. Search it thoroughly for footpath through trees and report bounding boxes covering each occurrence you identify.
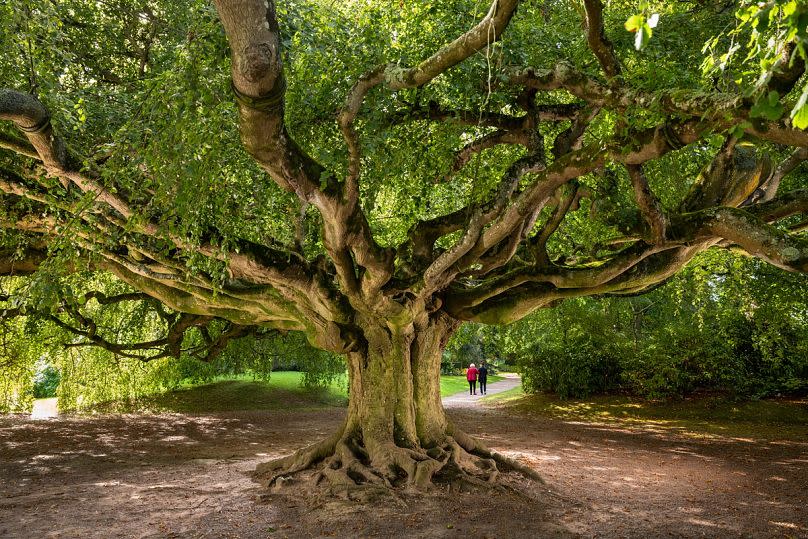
[442,373,523,408]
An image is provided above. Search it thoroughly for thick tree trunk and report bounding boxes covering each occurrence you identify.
[254,312,540,495]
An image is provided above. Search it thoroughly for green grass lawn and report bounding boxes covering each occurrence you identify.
[484,387,808,441]
[90,371,348,414]
[82,372,503,413]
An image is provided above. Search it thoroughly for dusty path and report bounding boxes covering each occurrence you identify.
[1,398,806,538]
[30,398,58,419]
[442,372,521,408]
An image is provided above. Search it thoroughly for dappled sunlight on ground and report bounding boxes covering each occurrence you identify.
[493,391,808,447]
[452,398,808,538]
[0,395,806,537]
[0,408,340,538]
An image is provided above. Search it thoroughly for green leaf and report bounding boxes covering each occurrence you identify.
[790,86,808,129]
[634,24,653,50]
[625,14,644,33]
[750,90,784,121]
[730,120,753,139]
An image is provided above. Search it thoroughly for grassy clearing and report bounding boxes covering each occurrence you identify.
[485,388,808,441]
[81,372,502,413]
[89,371,348,414]
[439,375,503,397]
[480,385,524,404]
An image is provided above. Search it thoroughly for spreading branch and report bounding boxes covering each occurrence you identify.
[1,0,807,349]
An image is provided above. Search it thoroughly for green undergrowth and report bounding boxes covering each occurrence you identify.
[484,388,808,441]
[79,371,348,414]
[70,372,502,414]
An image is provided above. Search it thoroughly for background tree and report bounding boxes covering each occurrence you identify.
[2,0,808,493]
[500,249,808,399]
[442,323,500,374]
[0,270,345,413]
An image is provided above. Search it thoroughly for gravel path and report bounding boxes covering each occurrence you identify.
[441,372,522,408]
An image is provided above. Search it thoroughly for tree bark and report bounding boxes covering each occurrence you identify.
[253,312,537,495]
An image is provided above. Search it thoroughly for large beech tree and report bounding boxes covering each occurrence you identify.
[2,0,808,492]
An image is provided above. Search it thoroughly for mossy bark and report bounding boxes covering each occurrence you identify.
[254,313,539,494]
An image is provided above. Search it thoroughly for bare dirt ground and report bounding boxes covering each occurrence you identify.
[1,398,807,538]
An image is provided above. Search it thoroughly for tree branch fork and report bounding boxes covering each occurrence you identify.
[1,0,807,356]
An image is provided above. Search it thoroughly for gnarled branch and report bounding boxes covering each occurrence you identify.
[582,0,621,80]
[627,164,667,244]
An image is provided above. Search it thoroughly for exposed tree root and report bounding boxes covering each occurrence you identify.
[253,429,342,486]
[253,423,543,496]
[449,422,545,483]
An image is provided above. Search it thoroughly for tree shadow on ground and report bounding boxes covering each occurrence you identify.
[0,400,805,538]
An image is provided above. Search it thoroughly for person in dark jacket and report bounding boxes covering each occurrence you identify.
[466,363,478,395]
[478,362,488,395]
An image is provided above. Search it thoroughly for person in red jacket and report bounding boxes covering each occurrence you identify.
[466,363,479,395]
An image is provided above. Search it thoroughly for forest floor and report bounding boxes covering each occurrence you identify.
[1,380,807,538]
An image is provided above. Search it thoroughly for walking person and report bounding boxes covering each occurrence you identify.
[466,363,478,395]
[478,361,488,395]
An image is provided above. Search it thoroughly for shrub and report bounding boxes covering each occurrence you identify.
[32,362,60,399]
[519,337,624,399]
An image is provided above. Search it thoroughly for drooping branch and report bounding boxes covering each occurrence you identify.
[0,176,322,313]
[0,285,260,362]
[106,261,311,331]
[751,147,808,204]
[507,62,808,147]
[53,307,258,363]
[441,129,529,182]
[383,0,520,90]
[70,318,253,363]
[53,312,210,361]
[0,201,330,342]
[582,0,621,80]
[0,86,353,342]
